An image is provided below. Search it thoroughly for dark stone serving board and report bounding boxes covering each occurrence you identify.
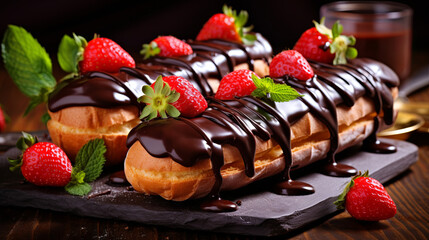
[0,136,418,237]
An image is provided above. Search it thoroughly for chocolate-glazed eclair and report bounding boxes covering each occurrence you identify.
[124,59,399,204]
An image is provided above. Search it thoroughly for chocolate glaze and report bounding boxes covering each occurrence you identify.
[48,33,273,111]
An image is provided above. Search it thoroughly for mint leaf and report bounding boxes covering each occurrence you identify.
[64,139,106,196]
[57,33,86,73]
[1,25,56,97]
[251,74,303,102]
[74,139,106,182]
[269,84,303,102]
[65,182,92,196]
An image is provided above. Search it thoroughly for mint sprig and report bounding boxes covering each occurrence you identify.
[65,139,107,196]
[1,25,57,116]
[251,74,303,102]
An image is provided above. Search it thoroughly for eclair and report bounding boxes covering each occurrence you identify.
[124,58,399,201]
[47,34,273,165]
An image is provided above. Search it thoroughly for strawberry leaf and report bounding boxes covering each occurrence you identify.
[57,33,86,74]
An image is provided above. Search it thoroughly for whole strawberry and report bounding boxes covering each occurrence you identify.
[215,69,303,102]
[80,37,135,73]
[139,75,208,120]
[9,132,72,187]
[196,5,256,44]
[293,18,357,65]
[140,36,193,59]
[269,50,314,80]
[215,69,257,100]
[58,34,135,75]
[335,171,397,221]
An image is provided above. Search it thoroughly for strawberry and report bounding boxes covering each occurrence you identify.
[58,33,135,75]
[335,171,397,221]
[9,133,72,187]
[269,50,314,80]
[79,37,135,73]
[196,5,256,44]
[293,18,357,65]
[215,69,257,100]
[0,105,6,132]
[139,75,208,119]
[140,36,193,59]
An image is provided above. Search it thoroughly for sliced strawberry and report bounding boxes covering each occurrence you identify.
[79,37,135,73]
[293,18,357,65]
[141,36,193,59]
[9,133,72,187]
[196,5,256,44]
[269,50,314,80]
[335,171,397,221]
[139,76,208,119]
[215,69,257,100]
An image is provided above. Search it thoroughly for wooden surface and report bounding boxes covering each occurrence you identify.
[1,54,429,239]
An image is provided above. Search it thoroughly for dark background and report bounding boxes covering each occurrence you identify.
[1,0,428,63]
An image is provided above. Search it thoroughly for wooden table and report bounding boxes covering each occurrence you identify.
[1,55,428,239]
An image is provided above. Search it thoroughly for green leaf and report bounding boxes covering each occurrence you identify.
[41,112,51,125]
[154,76,163,93]
[269,84,304,102]
[166,91,180,103]
[58,35,78,73]
[1,25,56,98]
[65,182,92,196]
[251,74,303,102]
[73,138,106,182]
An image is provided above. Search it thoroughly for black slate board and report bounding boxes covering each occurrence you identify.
[0,137,418,237]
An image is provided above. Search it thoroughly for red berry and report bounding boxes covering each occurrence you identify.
[150,76,207,118]
[80,37,135,73]
[293,27,335,64]
[152,36,193,57]
[269,50,314,80]
[335,171,397,221]
[197,13,241,42]
[21,142,72,187]
[215,69,258,100]
[0,106,6,132]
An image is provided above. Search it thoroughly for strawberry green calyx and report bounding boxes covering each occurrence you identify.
[140,41,161,60]
[8,132,38,172]
[223,5,256,45]
[314,18,358,65]
[334,170,369,209]
[251,74,303,102]
[57,33,87,78]
[139,76,181,121]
